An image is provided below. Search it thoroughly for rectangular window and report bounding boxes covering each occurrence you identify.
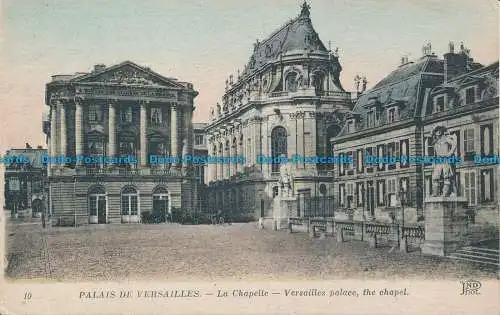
[425,175,432,198]
[121,196,129,215]
[339,184,345,207]
[347,120,354,133]
[356,182,364,207]
[434,95,445,112]
[339,153,345,176]
[480,124,493,156]
[377,144,385,171]
[365,147,373,173]
[195,135,204,145]
[377,179,385,206]
[89,104,100,122]
[151,107,163,124]
[463,128,475,160]
[367,111,374,128]
[463,171,477,206]
[387,108,396,123]
[399,139,409,168]
[356,149,364,173]
[89,196,97,216]
[450,130,461,157]
[130,196,138,215]
[465,86,475,105]
[348,151,355,173]
[387,178,397,207]
[346,183,354,208]
[121,106,133,123]
[399,177,410,205]
[481,169,494,203]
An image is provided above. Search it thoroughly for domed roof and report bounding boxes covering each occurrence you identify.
[242,2,328,76]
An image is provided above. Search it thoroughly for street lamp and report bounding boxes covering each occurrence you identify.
[398,185,406,240]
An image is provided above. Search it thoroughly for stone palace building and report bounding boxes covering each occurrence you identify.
[44,61,199,225]
[204,3,353,220]
[332,42,499,227]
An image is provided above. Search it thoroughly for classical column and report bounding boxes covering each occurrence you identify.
[108,101,116,160]
[171,105,178,166]
[59,102,67,159]
[74,99,84,166]
[140,102,147,167]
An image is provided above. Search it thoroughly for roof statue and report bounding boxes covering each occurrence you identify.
[431,126,458,197]
[299,1,311,18]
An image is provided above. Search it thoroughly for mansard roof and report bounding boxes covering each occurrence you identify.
[338,56,445,136]
[242,2,328,77]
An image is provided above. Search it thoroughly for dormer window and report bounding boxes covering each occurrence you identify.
[387,107,399,124]
[366,109,379,128]
[433,95,445,113]
[465,86,476,105]
[346,119,355,133]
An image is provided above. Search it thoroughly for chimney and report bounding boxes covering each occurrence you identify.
[444,51,468,83]
[94,64,106,72]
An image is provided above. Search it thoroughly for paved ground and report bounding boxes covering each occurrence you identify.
[5,222,497,281]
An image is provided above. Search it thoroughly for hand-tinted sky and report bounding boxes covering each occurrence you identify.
[0,0,497,152]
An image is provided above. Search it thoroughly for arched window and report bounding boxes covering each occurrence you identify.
[285,72,298,92]
[271,126,288,173]
[121,186,139,220]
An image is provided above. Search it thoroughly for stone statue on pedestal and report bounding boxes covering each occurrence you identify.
[278,161,293,197]
[431,126,458,197]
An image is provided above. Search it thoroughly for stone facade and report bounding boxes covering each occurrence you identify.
[43,61,199,225]
[204,3,352,220]
[332,43,499,227]
[3,144,47,218]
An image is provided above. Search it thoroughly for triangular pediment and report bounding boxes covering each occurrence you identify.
[72,61,184,88]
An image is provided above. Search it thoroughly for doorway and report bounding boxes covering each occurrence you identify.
[89,186,107,224]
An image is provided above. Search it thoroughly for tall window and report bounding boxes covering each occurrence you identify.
[121,186,138,216]
[434,95,445,112]
[271,126,287,172]
[121,106,133,123]
[195,135,204,146]
[346,120,355,133]
[312,73,324,95]
[463,171,476,206]
[366,110,375,128]
[463,128,475,158]
[89,104,101,122]
[465,86,476,105]
[285,72,298,92]
[151,107,162,124]
[387,107,398,123]
[481,169,494,203]
[387,178,397,207]
[356,182,364,207]
[346,183,354,208]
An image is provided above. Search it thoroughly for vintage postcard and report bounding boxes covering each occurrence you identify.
[0,0,499,314]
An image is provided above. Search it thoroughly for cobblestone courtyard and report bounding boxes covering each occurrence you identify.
[5,222,497,281]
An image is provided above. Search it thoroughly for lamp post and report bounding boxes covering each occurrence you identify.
[399,185,406,248]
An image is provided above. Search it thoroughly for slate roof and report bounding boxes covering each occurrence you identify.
[340,56,445,136]
[242,2,328,77]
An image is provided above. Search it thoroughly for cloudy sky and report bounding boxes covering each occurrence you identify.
[0,0,497,152]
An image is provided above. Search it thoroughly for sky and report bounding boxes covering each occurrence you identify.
[0,0,498,153]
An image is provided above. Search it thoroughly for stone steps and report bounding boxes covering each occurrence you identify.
[449,246,499,267]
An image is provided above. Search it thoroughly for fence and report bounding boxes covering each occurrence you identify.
[299,196,335,218]
[288,217,425,252]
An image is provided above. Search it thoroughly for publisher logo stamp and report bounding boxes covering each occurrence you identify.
[460,280,481,295]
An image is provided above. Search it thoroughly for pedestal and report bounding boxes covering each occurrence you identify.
[273,195,297,230]
[421,196,468,257]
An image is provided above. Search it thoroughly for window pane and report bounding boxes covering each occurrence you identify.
[121,196,129,215]
[131,196,138,215]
